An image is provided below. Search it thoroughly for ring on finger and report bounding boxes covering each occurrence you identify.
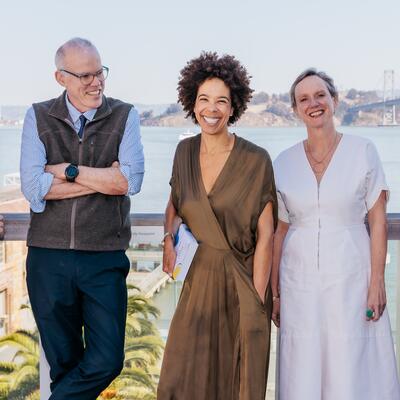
[366,309,374,319]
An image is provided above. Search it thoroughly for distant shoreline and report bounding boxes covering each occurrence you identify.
[2,88,398,129]
[1,123,399,129]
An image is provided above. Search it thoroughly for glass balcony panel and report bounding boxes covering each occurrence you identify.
[0,217,399,400]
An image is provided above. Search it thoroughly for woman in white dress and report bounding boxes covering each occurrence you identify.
[271,68,400,400]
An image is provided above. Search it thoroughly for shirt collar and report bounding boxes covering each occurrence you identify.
[65,93,97,124]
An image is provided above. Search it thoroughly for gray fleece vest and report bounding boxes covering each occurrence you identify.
[27,92,132,251]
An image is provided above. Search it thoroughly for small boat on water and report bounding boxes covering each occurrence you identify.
[179,130,196,141]
[3,172,20,187]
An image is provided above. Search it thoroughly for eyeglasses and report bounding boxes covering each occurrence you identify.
[59,66,109,85]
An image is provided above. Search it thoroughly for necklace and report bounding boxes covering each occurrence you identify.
[306,132,339,164]
[306,133,340,178]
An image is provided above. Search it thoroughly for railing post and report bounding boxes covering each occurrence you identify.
[396,241,400,376]
[40,339,51,399]
[0,215,4,241]
[275,329,280,400]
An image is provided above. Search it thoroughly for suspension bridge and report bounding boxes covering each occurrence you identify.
[347,70,399,126]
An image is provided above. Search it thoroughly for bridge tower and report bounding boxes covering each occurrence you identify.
[383,70,397,125]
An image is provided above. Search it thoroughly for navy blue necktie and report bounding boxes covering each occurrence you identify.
[78,115,87,139]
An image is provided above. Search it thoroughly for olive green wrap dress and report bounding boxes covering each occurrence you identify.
[157,134,277,400]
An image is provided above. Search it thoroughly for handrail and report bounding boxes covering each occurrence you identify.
[1,213,399,241]
[0,213,164,241]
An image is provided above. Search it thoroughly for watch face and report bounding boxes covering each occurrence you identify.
[65,164,79,180]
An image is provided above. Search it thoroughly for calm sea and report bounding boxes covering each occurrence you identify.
[1,125,399,328]
[1,125,399,212]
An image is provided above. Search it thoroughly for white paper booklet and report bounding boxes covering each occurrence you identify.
[172,224,198,282]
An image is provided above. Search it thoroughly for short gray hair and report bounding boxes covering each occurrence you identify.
[290,68,338,108]
[55,37,98,69]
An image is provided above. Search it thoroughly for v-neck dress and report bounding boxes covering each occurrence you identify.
[274,134,400,400]
[157,134,278,400]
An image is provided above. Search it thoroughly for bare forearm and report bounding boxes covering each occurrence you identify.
[253,202,275,303]
[45,162,128,195]
[253,236,273,303]
[45,180,96,200]
[164,196,182,236]
[368,192,388,283]
[76,165,128,195]
[162,195,182,274]
[271,221,289,296]
[370,222,387,281]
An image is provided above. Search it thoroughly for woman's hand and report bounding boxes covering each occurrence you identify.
[162,237,176,277]
[271,220,288,329]
[271,297,280,328]
[162,194,181,278]
[367,191,388,322]
[366,277,387,322]
[253,202,274,306]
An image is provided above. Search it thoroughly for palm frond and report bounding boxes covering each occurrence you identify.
[0,330,39,356]
[127,284,141,291]
[0,362,17,374]
[127,296,160,319]
[135,318,159,336]
[117,366,156,390]
[125,335,164,351]
[12,352,39,368]
[9,365,38,391]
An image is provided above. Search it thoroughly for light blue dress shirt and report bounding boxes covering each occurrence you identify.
[20,95,145,213]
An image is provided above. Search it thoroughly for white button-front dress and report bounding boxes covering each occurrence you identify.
[274,134,400,400]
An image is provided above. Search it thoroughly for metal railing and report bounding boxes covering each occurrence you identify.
[0,213,164,240]
[1,213,399,240]
[0,212,400,400]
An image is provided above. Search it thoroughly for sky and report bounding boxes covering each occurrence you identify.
[1,0,399,106]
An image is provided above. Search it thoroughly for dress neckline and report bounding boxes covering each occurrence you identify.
[301,133,345,187]
[197,133,239,197]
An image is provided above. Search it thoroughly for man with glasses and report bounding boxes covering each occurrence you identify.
[20,37,144,399]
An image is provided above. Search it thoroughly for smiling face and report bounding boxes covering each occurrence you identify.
[55,46,104,112]
[294,75,337,129]
[194,77,233,136]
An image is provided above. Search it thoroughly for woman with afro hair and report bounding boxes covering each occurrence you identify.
[158,52,277,400]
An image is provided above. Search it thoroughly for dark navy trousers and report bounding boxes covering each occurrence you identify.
[26,247,130,400]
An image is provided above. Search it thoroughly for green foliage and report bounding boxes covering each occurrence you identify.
[140,110,154,121]
[346,88,358,100]
[99,287,164,400]
[0,330,39,399]
[266,103,292,118]
[0,288,163,400]
[251,91,270,104]
[163,103,182,115]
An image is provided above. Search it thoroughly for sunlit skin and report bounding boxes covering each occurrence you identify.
[293,75,339,170]
[194,78,235,195]
[294,75,337,132]
[194,77,233,137]
[55,47,104,112]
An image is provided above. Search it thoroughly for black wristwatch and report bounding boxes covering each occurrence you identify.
[65,164,79,182]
